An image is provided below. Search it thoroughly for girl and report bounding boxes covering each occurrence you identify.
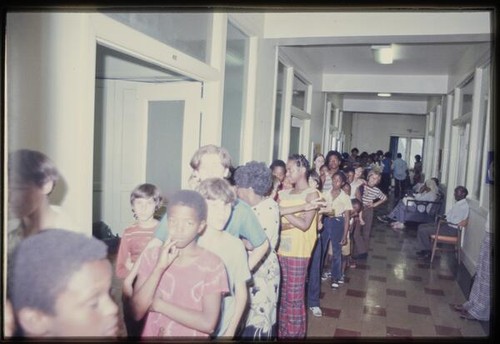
[277,154,320,339]
[312,153,325,177]
[234,161,280,340]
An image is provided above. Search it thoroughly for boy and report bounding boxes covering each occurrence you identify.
[8,229,119,337]
[196,178,251,338]
[131,190,228,337]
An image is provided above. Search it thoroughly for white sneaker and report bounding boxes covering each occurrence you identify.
[309,306,323,317]
[338,275,345,284]
[321,272,331,281]
[331,281,339,288]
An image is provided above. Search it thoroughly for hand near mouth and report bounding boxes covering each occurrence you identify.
[157,239,179,270]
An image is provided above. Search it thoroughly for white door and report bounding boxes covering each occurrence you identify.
[98,80,202,235]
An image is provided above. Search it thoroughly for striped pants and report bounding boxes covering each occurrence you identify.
[277,255,310,339]
[463,233,491,321]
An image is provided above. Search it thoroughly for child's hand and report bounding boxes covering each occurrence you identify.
[157,239,179,270]
[305,197,327,211]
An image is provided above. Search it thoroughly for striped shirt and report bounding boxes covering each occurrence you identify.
[115,223,158,279]
[361,185,387,206]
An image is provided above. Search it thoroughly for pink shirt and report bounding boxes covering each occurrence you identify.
[115,224,158,279]
[137,246,229,337]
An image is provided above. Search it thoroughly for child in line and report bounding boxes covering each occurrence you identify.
[234,162,280,340]
[115,183,163,337]
[319,171,352,288]
[7,149,76,255]
[277,154,320,339]
[8,229,119,337]
[342,199,363,272]
[131,190,228,337]
[196,178,251,338]
[353,170,387,260]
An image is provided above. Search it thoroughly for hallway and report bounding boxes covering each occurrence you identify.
[306,199,489,338]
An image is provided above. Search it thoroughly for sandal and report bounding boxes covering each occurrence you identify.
[459,310,478,321]
[452,304,465,312]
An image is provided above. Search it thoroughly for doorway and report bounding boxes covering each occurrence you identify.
[93,45,202,235]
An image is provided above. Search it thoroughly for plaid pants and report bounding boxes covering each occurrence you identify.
[277,255,310,339]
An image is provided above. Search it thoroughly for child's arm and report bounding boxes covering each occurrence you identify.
[282,191,319,231]
[340,210,351,245]
[223,281,248,337]
[123,237,163,297]
[359,210,365,225]
[115,233,130,279]
[151,292,222,334]
[130,240,178,320]
[280,197,325,215]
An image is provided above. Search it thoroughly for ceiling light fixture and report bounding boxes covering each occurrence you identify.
[377,93,392,97]
[371,45,393,64]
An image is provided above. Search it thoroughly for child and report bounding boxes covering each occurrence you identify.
[131,190,228,337]
[234,162,280,340]
[353,170,387,260]
[319,171,352,288]
[116,183,163,279]
[7,149,75,255]
[8,229,119,337]
[115,183,163,337]
[343,199,363,271]
[196,178,252,338]
[277,154,320,339]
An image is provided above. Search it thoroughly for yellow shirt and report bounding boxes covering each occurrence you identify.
[278,187,320,258]
[322,189,353,217]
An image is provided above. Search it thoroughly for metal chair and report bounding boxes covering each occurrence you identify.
[429,218,468,266]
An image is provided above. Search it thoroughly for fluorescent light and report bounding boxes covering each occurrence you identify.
[377,93,392,97]
[371,45,393,64]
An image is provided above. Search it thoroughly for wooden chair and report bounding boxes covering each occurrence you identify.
[429,217,468,266]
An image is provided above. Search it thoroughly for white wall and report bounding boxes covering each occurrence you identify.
[7,13,96,236]
[351,113,426,153]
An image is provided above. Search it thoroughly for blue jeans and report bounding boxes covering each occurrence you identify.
[307,216,344,307]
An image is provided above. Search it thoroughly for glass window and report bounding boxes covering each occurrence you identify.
[408,138,423,169]
[461,77,474,115]
[105,12,212,63]
[221,21,248,165]
[292,74,307,110]
[272,62,285,160]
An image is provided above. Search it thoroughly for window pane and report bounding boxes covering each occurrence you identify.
[105,13,212,63]
[292,74,307,110]
[273,62,285,160]
[221,22,248,165]
[461,77,474,115]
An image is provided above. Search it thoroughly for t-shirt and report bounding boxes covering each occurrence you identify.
[136,246,228,337]
[198,231,251,336]
[154,199,267,248]
[322,189,353,217]
[277,187,319,258]
[392,158,408,180]
[361,185,387,206]
[115,223,158,279]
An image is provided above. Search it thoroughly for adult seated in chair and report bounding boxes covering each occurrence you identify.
[377,179,439,230]
[415,186,469,260]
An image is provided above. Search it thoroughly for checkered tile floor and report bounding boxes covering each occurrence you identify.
[306,200,488,338]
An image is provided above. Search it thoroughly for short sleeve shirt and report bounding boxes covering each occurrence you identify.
[137,247,229,337]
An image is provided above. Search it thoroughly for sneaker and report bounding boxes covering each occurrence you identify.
[331,281,339,288]
[321,272,331,281]
[377,215,390,223]
[309,306,323,317]
[338,275,345,284]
